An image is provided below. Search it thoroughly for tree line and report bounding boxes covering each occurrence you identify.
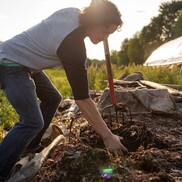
[1,1,182,67]
[87,0,182,66]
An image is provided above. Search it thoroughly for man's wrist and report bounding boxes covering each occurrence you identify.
[101,131,113,140]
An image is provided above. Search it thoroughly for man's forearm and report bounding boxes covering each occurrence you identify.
[75,98,112,139]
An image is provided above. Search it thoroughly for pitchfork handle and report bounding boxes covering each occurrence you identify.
[103,39,117,105]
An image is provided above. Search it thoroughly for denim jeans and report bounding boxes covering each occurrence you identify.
[0,66,62,178]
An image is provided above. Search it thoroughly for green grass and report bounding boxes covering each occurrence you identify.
[120,64,182,85]
[45,69,72,98]
[0,91,18,134]
[1,65,182,141]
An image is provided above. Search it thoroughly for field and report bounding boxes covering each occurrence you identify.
[1,64,182,138]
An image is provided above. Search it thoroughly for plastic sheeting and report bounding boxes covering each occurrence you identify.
[98,88,176,114]
[144,36,182,66]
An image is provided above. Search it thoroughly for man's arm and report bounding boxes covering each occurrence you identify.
[76,98,128,155]
[57,28,127,155]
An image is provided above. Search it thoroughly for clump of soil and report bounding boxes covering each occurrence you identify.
[31,110,182,182]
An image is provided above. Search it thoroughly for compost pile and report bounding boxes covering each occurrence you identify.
[9,73,182,182]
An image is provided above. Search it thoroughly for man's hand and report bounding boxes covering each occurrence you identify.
[76,98,128,156]
[103,134,128,156]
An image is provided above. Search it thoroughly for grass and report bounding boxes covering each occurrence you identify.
[45,69,72,98]
[1,64,182,141]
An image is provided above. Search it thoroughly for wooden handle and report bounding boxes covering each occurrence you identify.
[103,39,117,105]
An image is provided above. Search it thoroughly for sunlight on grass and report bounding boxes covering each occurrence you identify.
[1,65,182,141]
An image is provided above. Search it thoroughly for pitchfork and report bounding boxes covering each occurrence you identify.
[102,39,132,125]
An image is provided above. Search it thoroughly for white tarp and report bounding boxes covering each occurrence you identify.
[144,36,182,66]
[98,88,176,114]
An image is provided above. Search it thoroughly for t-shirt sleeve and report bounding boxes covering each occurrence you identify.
[57,30,90,100]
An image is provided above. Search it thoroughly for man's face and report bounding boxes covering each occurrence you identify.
[87,24,118,44]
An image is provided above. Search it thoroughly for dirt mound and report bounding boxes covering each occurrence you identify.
[8,86,182,182]
[31,110,182,182]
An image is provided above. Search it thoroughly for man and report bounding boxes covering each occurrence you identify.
[0,0,128,180]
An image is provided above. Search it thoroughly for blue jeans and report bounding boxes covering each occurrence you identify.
[0,66,62,178]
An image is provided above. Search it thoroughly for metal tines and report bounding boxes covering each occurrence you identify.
[102,39,132,126]
[102,103,132,126]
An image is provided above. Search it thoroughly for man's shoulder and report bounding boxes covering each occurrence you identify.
[53,7,80,17]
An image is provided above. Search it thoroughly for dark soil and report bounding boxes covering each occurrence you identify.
[32,94,182,182]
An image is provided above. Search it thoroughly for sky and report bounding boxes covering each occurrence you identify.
[0,0,171,60]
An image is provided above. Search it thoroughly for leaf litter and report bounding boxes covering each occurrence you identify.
[31,91,182,182]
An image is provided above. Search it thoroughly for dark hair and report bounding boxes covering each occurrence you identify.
[79,0,122,29]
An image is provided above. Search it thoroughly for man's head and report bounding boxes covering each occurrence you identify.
[80,0,123,44]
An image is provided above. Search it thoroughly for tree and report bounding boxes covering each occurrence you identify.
[118,38,130,66]
[139,1,182,59]
[127,38,144,65]
[173,14,182,38]
[159,1,182,39]
[111,50,120,65]
[114,1,182,66]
